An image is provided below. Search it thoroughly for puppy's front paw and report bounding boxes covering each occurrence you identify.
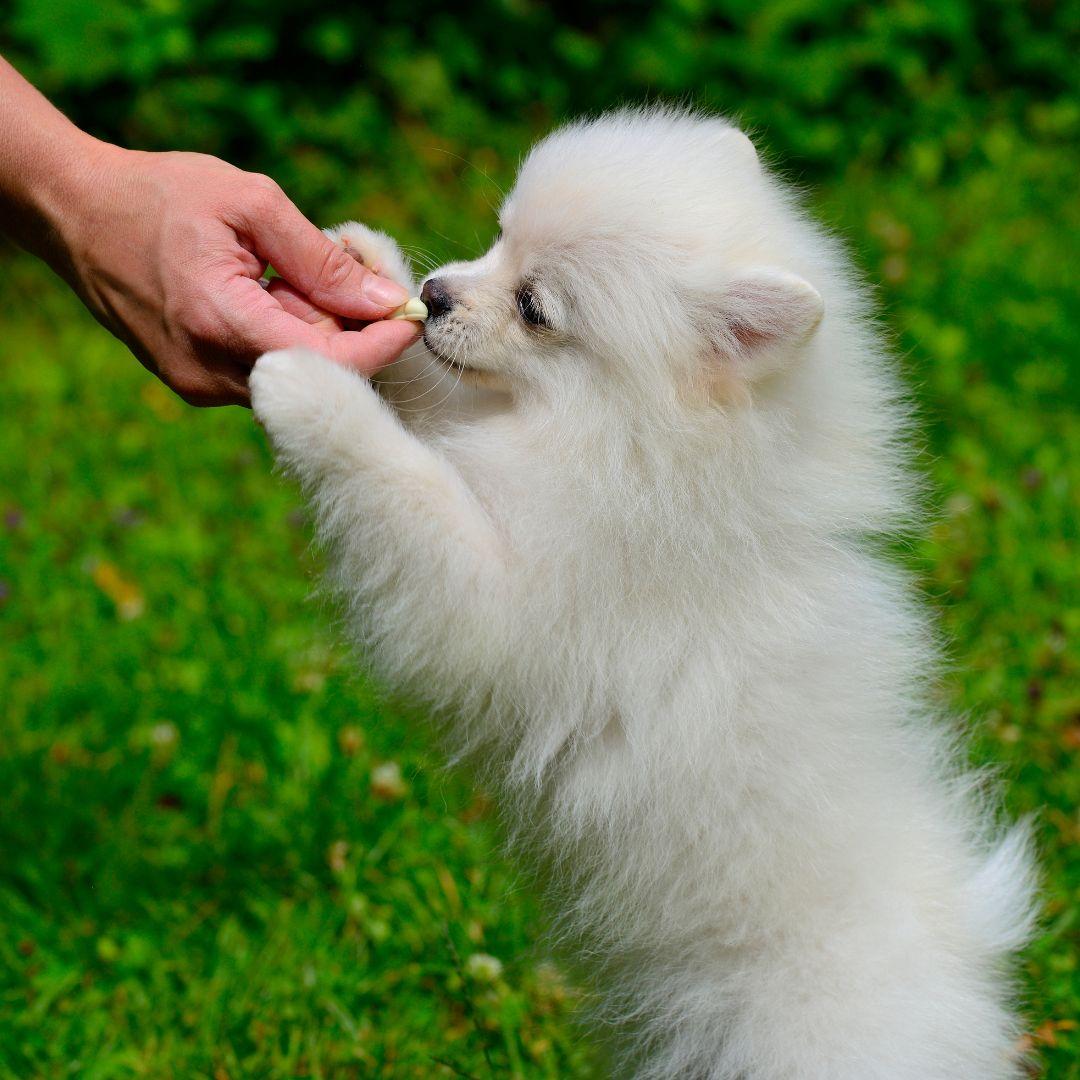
[251,349,396,491]
[250,348,352,440]
[324,221,415,293]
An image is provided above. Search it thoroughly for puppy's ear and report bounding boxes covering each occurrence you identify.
[703,267,823,380]
[720,127,760,171]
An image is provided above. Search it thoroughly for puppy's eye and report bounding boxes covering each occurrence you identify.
[516,285,548,329]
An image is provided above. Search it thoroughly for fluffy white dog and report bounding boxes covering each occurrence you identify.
[250,108,1035,1079]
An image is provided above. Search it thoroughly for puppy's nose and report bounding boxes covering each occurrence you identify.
[420,277,454,319]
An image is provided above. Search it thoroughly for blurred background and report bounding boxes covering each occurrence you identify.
[0,1,1077,1076]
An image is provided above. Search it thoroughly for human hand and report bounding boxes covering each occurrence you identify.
[46,144,419,406]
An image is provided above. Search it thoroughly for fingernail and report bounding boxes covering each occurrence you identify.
[362,275,410,309]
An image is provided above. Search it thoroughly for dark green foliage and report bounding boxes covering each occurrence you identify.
[0,3,1078,1076]
[3,0,1078,223]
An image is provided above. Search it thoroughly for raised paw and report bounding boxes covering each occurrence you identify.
[251,348,400,490]
[251,348,362,443]
[323,221,415,293]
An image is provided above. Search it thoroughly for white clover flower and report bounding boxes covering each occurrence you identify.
[150,722,178,748]
[464,952,503,983]
[370,761,407,799]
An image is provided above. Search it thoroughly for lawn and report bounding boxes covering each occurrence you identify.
[1,122,1077,1076]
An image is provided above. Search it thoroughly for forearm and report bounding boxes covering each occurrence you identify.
[0,56,417,404]
[251,349,510,670]
[0,56,113,270]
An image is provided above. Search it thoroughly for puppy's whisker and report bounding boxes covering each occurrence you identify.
[400,371,462,418]
[428,226,490,259]
[388,359,457,406]
[375,355,443,388]
[428,147,506,200]
[398,246,440,275]
[372,346,432,373]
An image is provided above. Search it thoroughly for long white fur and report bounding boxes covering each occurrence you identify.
[250,108,1036,1079]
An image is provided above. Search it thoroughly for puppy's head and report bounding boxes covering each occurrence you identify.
[421,109,825,410]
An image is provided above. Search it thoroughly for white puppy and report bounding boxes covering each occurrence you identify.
[251,108,1035,1079]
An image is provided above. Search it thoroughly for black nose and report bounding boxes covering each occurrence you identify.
[420,277,454,319]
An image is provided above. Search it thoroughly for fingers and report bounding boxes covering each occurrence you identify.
[237,182,409,321]
[265,277,344,332]
[225,274,421,379]
[319,320,422,376]
[257,254,422,373]
[254,315,421,378]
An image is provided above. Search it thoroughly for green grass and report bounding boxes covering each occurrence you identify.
[1,126,1077,1077]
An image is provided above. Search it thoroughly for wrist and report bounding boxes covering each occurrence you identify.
[0,58,124,267]
[27,134,132,274]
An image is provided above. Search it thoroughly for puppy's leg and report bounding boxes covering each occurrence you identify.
[250,347,508,694]
[323,221,416,293]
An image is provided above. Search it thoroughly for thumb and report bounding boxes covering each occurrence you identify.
[239,186,409,320]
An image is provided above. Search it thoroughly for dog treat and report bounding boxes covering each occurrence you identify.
[388,297,428,322]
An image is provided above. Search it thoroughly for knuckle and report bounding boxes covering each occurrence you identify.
[245,172,285,212]
[181,299,219,344]
[248,171,281,194]
[314,244,358,293]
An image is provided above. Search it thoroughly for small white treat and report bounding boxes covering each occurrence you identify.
[388,297,428,322]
